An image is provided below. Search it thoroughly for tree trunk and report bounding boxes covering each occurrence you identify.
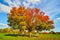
[29,32,32,37]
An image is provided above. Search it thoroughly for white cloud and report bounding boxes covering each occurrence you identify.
[13,0,21,6]
[56,17,60,20]
[23,2,30,9]
[4,0,21,7]
[4,0,13,7]
[0,3,11,13]
[26,0,40,5]
[54,17,60,22]
[23,2,35,9]
[23,0,41,8]
[0,0,41,13]
[0,23,9,29]
[40,0,60,19]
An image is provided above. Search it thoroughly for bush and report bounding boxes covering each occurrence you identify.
[55,32,60,34]
[50,31,56,34]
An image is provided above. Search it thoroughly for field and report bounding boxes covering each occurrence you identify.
[0,33,60,40]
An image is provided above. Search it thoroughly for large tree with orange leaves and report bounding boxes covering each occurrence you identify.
[8,6,54,37]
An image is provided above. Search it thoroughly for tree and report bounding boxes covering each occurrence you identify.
[8,6,27,34]
[0,29,3,33]
[8,6,54,37]
[3,28,13,33]
[35,11,54,33]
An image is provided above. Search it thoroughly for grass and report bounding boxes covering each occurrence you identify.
[0,33,60,40]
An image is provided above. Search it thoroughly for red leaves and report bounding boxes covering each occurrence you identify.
[35,8,40,14]
[10,6,50,24]
[25,9,33,23]
[43,16,49,21]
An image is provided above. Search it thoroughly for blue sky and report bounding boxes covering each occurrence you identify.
[0,0,60,32]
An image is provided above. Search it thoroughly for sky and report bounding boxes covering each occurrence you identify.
[0,0,60,32]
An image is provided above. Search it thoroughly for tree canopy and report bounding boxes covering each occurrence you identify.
[8,6,54,37]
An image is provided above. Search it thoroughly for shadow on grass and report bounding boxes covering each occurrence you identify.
[5,34,28,37]
[5,34,38,37]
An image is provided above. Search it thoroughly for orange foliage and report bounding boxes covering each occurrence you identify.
[10,6,50,24]
[8,6,54,34]
[35,8,40,14]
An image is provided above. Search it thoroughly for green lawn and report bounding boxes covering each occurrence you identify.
[0,33,60,40]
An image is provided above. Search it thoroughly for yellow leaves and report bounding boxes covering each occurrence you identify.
[22,26,26,29]
[20,21,26,26]
[3,28,13,33]
[13,29,19,34]
[19,16,25,19]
